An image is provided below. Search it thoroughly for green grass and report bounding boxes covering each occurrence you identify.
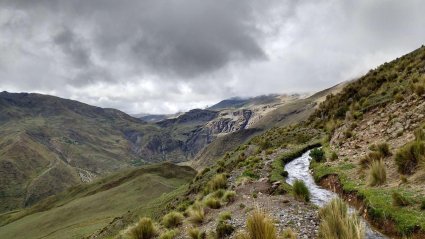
[0,164,195,239]
[292,180,310,202]
[311,161,425,235]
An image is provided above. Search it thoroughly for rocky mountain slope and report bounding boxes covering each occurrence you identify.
[85,46,425,239]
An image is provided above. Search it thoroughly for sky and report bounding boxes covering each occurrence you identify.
[0,0,424,114]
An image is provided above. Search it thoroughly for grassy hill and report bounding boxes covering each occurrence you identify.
[0,163,196,239]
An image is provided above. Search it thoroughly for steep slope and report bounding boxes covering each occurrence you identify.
[308,45,425,237]
[0,163,196,239]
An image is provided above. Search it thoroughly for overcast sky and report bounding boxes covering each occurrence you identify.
[1,0,424,114]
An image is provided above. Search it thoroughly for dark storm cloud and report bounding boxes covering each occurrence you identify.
[0,0,424,114]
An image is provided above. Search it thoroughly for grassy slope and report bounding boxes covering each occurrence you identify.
[308,46,425,235]
[0,163,196,239]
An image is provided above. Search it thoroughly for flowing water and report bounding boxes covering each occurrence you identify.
[285,150,387,239]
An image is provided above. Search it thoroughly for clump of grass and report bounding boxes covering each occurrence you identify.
[420,200,425,210]
[310,148,325,162]
[218,211,232,221]
[127,217,158,239]
[377,143,391,157]
[392,192,410,207]
[368,160,387,186]
[162,211,184,228]
[235,210,279,239]
[319,198,365,239]
[414,128,425,141]
[222,191,236,203]
[292,179,310,202]
[216,220,235,238]
[159,229,178,239]
[206,174,227,193]
[187,203,205,224]
[281,228,297,239]
[330,151,338,161]
[395,141,425,174]
[204,196,221,209]
[188,227,205,239]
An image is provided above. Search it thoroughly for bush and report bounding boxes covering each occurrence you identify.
[319,198,365,239]
[235,210,279,239]
[310,148,325,162]
[414,83,425,96]
[162,211,184,228]
[293,179,310,202]
[204,196,221,209]
[281,170,289,177]
[216,221,235,238]
[368,160,387,186]
[206,174,227,193]
[281,228,297,239]
[395,141,425,174]
[392,192,410,207]
[377,143,391,157]
[222,191,236,203]
[188,227,205,239]
[127,217,158,239]
[159,230,178,239]
[187,203,205,224]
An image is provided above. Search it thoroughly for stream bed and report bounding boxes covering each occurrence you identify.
[285,150,387,239]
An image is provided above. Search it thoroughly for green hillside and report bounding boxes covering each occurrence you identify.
[0,163,195,239]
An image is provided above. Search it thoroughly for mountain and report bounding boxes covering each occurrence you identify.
[0,91,321,213]
[85,46,425,239]
[0,163,196,239]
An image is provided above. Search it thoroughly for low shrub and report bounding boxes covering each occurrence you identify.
[188,227,205,239]
[395,141,425,174]
[319,198,365,239]
[392,192,410,207]
[293,179,310,202]
[162,211,184,228]
[235,210,279,239]
[127,217,158,239]
[368,160,387,186]
[281,171,289,177]
[310,148,325,162]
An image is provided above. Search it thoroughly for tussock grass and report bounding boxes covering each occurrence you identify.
[292,179,310,202]
[395,141,425,174]
[126,217,158,239]
[188,227,205,239]
[368,160,387,186]
[281,228,297,239]
[216,220,235,238]
[218,211,232,221]
[159,229,178,239]
[187,203,205,224]
[392,192,410,207]
[222,190,236,203]
[162,211,184,228]
[318,198,365,239]
[206,174,227,193]
[204,196,221,209]
[235,210,279,239]
[377,143,391,157]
